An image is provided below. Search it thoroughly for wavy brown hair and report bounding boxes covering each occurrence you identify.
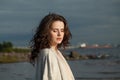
[30,13,72,63]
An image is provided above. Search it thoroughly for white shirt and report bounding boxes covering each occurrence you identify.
[35,48,75,80]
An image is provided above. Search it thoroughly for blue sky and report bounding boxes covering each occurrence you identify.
[0,0,120,47]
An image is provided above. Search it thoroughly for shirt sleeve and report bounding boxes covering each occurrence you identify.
[36,49,59,80]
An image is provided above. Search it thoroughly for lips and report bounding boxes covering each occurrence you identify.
[57,38,62,41]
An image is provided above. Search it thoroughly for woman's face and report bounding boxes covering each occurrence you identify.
[49,20,64,47]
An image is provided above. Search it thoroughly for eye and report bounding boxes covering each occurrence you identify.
[61,29,64,32]
[53,29,57,32]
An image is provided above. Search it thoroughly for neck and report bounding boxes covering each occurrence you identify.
[51,45,57,51]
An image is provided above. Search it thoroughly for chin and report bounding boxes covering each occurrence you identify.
[57,42,62,44]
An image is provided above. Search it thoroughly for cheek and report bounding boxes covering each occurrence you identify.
[50,32,56,38]
[62,33,65,39]
[62,33,64,37]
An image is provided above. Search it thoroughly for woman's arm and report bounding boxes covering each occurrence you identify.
[36,48,60,80]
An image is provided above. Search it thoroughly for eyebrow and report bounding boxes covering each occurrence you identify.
[51,28,64,31]
[52,27,64,29]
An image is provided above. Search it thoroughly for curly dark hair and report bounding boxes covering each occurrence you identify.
[30,13,72,63]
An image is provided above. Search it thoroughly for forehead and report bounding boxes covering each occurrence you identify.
[51,21,64,29]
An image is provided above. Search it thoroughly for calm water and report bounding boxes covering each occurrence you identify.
[67,48,120,80]
[0,48,120,80]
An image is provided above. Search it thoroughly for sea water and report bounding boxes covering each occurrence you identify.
[68,48,120,80]
[0,48,120,80]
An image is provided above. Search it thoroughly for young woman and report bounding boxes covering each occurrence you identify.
[30,13,75,80]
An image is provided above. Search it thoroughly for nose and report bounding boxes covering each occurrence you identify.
[57,30,61,36]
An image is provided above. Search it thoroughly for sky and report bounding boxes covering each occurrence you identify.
[0,0,120,47]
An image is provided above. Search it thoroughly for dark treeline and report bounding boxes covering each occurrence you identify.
[0,41,30,53]
[0,41,30,63]
[0,41,13,52]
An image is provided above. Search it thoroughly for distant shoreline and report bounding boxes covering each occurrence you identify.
[0,52,30,63]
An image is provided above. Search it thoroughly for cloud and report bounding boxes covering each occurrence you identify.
[0,0,120,46]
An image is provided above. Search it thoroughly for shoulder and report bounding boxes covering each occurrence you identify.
[40,48,53,57]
